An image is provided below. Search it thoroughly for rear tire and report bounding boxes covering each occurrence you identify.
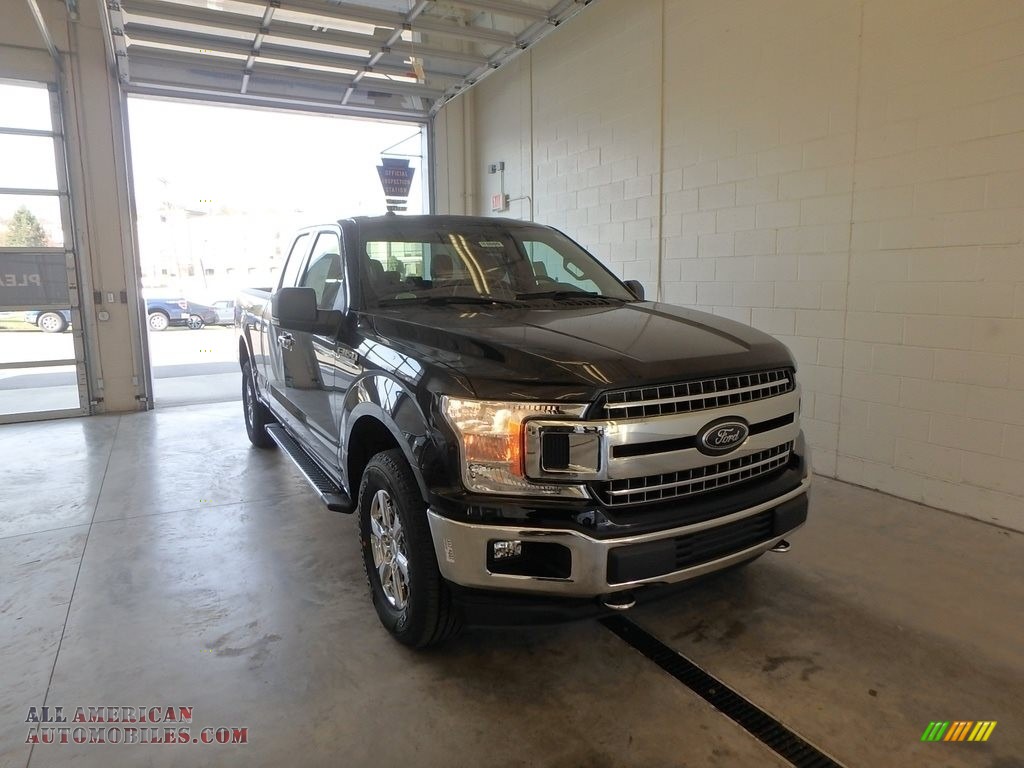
[242,360,275,449]
[148,311,169,331]
[186,314,204,330]
[358,449,461,648]
[37,312,68,333]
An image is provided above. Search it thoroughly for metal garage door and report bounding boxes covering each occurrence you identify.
[103,0,589,120]
[0,79,89,423]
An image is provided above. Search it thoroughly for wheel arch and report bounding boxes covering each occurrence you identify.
[340,373,438,502]
[238,335,252,368]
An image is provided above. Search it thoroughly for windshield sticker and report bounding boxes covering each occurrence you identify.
[478,241,504,248]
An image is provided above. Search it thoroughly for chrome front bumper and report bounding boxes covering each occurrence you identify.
[427,474,811,598]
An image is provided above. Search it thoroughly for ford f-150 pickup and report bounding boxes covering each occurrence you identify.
[236,215,811,647]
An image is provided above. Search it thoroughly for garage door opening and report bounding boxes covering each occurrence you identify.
[126,97,427,408]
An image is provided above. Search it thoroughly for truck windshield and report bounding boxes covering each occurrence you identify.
[357,221,636,308]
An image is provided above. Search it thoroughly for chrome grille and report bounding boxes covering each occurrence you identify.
[598,442,793,507]
[599,368,794,420]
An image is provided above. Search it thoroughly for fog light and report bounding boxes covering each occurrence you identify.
[491,540,522,560]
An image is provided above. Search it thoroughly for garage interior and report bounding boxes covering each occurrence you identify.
[1,0,1022,766]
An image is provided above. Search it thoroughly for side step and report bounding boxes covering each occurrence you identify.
[265,424,353,513]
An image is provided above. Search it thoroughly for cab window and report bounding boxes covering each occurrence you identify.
[302,231,343,309]
[280,233,310,289]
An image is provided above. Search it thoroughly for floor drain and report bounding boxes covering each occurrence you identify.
[601,615,848,768]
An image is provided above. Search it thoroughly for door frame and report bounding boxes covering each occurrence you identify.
[0,79,90,424]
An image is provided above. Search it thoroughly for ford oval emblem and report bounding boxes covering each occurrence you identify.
[697,418,749,455]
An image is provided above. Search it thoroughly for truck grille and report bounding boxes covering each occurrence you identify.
[598,442,793,507]
[598,368,794,420]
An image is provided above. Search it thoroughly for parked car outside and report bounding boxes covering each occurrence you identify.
[183,301,219,330]
[24,309,71,333]
[145,297,190,331]
[24,298,211,332]
[210,299,235,325]
[24,299,211,332]
[184,299,233,329]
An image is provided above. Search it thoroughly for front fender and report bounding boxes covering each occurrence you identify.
[339,372,444,499]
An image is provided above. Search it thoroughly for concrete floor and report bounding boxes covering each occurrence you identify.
[1,401,1021,768]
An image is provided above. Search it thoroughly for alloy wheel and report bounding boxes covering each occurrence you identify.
[244,374,256,428]
[369,488,410,610]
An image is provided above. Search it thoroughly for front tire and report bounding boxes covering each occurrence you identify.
[242,360,275,448]
[358,449,460,648]
[37,312,68,333]
[148,311,169,331]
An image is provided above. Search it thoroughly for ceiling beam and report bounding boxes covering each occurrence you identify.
[124,22,462,82]
[128,46,443,99]
[121,0,490,66]
[342,0,429,106]
[241,0,277,94]
[126,82,428,122]
[435,0,550,22]
[402,16,515,47]
[226,0,516,46]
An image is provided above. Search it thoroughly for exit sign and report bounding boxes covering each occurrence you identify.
[491,193,508,212]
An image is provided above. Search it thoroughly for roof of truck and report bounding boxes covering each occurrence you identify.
[341,214,542,228]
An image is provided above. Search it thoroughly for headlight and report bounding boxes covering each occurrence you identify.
[441,396,589,497]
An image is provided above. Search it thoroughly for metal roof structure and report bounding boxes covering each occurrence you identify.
[104,0,593,122]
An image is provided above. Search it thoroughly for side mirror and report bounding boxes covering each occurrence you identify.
[624,280,645,300]
[272,286,342,335]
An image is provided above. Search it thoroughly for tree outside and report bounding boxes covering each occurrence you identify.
[1,206,49,247]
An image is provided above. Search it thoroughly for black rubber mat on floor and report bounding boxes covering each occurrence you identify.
[601,615,847,768]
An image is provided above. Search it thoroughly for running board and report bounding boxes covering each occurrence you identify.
[265,424,353,513]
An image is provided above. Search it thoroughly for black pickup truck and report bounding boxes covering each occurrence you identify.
[236,215,811,647]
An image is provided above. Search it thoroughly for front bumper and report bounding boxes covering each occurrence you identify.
[427,474,810,598]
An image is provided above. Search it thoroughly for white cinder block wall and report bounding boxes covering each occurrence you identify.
[432,0,1024,531]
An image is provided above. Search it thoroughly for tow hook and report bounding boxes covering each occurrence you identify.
[601,591,636,611]
[769,539,791,553]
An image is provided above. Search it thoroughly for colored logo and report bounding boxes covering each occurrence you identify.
[697,418,749,455]
[921,721,996,742]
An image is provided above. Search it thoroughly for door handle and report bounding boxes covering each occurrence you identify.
[278,332,294,351]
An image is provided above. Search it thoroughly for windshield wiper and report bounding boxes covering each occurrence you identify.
[514,289,626,301]
[377,295,521,307]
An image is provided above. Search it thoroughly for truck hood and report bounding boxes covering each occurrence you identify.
[367,301,795,401]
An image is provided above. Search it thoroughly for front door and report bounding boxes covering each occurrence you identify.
[284,229,344,467]
[266,231,310,433]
